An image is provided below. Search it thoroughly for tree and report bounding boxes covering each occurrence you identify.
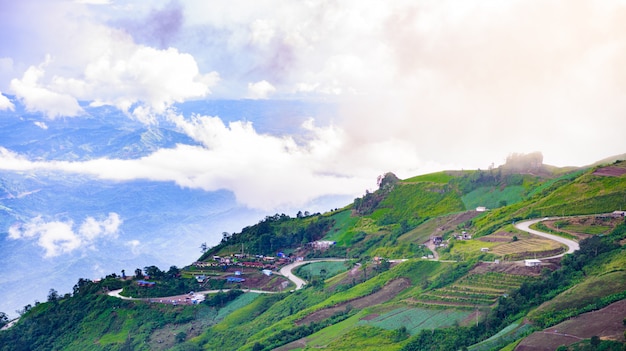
[0,312,8,328]
[121,269,126,279]
[590,335,600,348]
[144,265,163,278]
[167,265,180,278]
[47,288,59,303]
[200,242,208,254]
[134,268,144,279]
[175,331,187,343]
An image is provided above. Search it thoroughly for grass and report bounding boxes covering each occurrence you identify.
[323,325,406,351]
[527,270,626,324]
[303,311,369,348]
[295,261,349,280]
[403,171,454,184]
[325,209,360,245]
[462,185,526,211]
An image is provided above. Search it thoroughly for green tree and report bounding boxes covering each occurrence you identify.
[47,288,59,304]
[175,331,187,343]
[0,312,8,328]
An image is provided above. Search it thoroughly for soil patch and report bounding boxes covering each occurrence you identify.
[478,232,517,242]
[295,278,411,326]
[515,299,626,351]
[360,313,380,321]
[593,166,626,177]
[470,261,549,277]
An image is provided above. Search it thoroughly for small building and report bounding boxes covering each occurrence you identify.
[310,240,336,250]
[195,275,207,283]
[431,236,443,245]
[226,276,246,283]
[137,280,156,287]
[234,271,242,276]
[476,206,487,212]
[525,259,541,267]
[612,210,626,217]
[480,247,490,252]
[261,269,273,276]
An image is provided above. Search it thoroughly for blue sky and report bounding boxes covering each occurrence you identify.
[1,0,626,212]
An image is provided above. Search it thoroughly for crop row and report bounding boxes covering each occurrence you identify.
[431,289,501,300]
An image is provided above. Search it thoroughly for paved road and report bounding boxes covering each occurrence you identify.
[279,258,348,290]
[514,218,580,259]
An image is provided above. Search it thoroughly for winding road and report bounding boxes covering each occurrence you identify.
[108,219,578,303]
[514,218,580,259]
[107,258,348,302]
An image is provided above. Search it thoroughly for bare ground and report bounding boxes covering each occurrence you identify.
[515,299,626,351]
[470,261,551,277]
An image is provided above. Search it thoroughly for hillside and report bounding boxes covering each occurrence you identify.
[1,157,626,351]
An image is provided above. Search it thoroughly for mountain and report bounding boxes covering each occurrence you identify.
[1,155,625,351]
[0,99,346,319]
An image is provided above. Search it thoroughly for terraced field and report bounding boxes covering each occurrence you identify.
[414,272,536,309]
[490,238,564,260]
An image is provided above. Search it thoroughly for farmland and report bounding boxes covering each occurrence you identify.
[414,272,536,309]
[358,307,471,334]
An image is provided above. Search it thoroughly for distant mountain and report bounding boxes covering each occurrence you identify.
[0,99,345,318]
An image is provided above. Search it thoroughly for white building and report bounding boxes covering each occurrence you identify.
[525,259,541,267]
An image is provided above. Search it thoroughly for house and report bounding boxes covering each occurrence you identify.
[311,241,336,250]
[226,276,246,283]
[241,261,264,268]
[431,236,443,245]
[137,280,156,287]
[525,259,541,267]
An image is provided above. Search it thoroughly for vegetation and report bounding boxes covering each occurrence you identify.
[2,156,626,350]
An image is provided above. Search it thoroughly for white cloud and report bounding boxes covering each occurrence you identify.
[8,213,123,258]
[125,239,141,255]
[4,3,218,123]
[33,121,48,130]
[10,58,83,119]
[0,92,14,111]
[247,80,276,100]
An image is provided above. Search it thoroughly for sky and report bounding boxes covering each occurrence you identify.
[1,0,626,213]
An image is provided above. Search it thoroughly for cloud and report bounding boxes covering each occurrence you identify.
[0,92,14,111]
[247,80,276,99]
[9,58,83,119]
[3,1,218,123]
[8,213,122,258]
[0,112,421,210]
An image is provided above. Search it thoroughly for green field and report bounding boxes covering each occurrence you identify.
[462,185,525,211]
[358,307,471,334]
[295,261,349,280]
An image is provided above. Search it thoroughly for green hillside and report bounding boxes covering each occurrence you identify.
[2,156,626,351]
